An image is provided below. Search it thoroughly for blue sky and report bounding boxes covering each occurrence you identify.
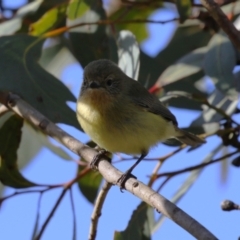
[0,1,240,240]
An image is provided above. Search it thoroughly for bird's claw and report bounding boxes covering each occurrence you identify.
[117,172,137,192]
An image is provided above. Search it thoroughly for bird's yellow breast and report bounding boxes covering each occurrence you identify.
[77,90,175,154]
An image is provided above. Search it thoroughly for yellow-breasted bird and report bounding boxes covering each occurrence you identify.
[76,59,205,189]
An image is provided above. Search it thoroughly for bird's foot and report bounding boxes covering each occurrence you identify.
[90,149,110,170]
[117,171,137,192]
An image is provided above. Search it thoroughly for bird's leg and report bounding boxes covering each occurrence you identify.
[117,152,147,191]
[90,148,110,170]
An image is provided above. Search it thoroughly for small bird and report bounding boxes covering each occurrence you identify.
[76,59,205,189]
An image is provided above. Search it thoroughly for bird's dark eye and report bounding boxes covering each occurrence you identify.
[106,78,113,86]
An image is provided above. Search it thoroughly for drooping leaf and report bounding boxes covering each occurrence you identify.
[158,47,207,86]
[18,122,72,169]
[77,141,103,204]
[0,35,80,129]
[190,89,238,133]
[231,155,240,167]
[0,0,44,36]
[176,0,191,23]
[67,0,90,20]
[78,167,103,204]
[0,115,36,188]
[162,71,206,110]
[138,21,212,88]
[152,144,223,233]
[117,30,140,80]
[30,3,67,36]
[111,2,162,42]
[67,0,118,67]
[39,37,77,79]
[204,32,238,99]
[114,202,153,240]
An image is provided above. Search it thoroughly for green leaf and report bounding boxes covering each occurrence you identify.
[190,89,238,133]
[78,141,103,204]
[117,30,140,80]
[67,0,118,67]
[176,0,191,23]
[111,5,161,42]
[30,3,67,36]
[231,155,240,167]
[18,122,72,169]
[0,115,36,188]
[162,71,206,110]
[204,32,238,99]
[152,144,223,233]
[138,21,212,88]
[67,0,90,20]
[158,47,207,86]
[78,167,102,204]
[39,37,77,79]
[114,202,153,240]
[0,0,44,36]
[0,35,80,129]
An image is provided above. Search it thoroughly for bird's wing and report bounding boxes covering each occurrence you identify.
[127,80,178,126]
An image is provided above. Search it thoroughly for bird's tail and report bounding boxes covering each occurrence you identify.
[175,128,206,147]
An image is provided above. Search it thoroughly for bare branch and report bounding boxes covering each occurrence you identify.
[35,189,68,240]
[157,150,239,178]
[89,182,112,240]
[200,0,240,50]
[0,92,218,240]
[70,188,77,240]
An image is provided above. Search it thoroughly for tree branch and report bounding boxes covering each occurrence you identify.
[0,92,218,240]
[157,150,239,178]
[89,182,112,240]
[200,0,240,51]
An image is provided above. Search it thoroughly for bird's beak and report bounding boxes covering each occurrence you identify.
[89,81,100,89]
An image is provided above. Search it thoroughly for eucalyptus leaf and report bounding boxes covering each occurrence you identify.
[138,22,212,88]
[30,3,67,36]
[39,37,77,79]
[111,5,161,42]
[204,32,238,99]
[117,30,140,80]
[77,167,103,204]
[0,35,79,129]
[176,0,191,23]
[67,0,118,67]
[0,115,36,188]
[152,144,223,233]
[114,202,153,240]
[190,89,238,132]
[158,47,207,86]
[0,0,44,36]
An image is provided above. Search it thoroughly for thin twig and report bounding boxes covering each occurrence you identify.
[0,187,59,205]
[35,168,91,240]
[89,182,112,240]
[148,146,186,187]
[157,150,239,178]
[0,92,218,240]
[43,17,199,37]
[31,193,43,240]
[70,188,77,240]
[35,189,68,240]
[200,0,240,51]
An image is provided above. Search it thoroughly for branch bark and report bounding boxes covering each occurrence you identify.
[89,182,112,240]
[0,92,218,240]
[200,0,240,50]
